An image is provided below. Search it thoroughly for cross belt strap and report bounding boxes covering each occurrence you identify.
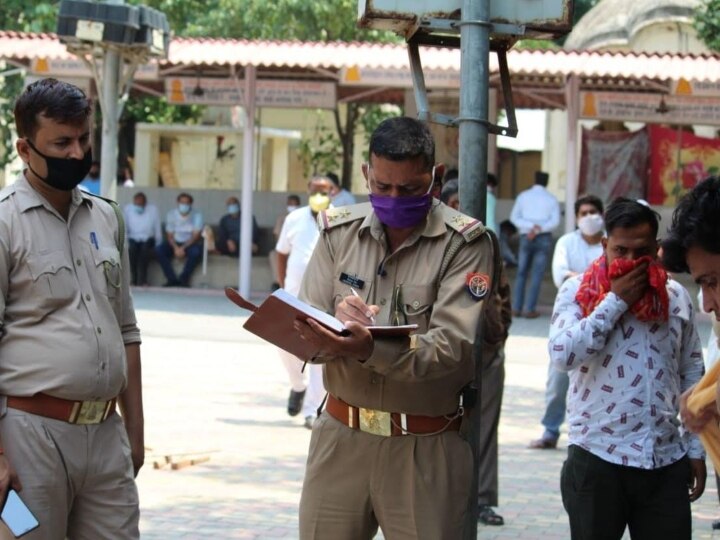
[7,394,117,425]
[326,394,462,437]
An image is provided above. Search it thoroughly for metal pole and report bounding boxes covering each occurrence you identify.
[458,1,490,221]
[457,1,491,538]
[239,65,257,297]
[564,75,579,233]
[99,0,123,200]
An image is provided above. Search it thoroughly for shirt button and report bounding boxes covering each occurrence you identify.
[76,259,82,266]
[96,327,102,334]
[412,300,420,309]
[380,298,386,305]
[101,363,106,370]
[85,294,91,301]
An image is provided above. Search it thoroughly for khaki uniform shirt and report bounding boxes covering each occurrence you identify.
[0,174,140,401]
[299,202,493,417]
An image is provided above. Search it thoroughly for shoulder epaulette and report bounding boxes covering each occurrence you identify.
[85,192,117,206]
[0,184,17,203]
[317,202,372,231]
[441,204,486,243]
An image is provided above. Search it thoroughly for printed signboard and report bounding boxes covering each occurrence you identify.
[579,91,720,126]
[165,78,337,109]
[340,65,459,88]
[31,57,158,80]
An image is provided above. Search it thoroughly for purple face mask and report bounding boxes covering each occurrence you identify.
[368,165,435,229]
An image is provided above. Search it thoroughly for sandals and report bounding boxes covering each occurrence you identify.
[478,505,504,526]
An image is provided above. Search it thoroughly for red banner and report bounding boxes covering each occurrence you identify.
[647,125,720,205]
[578,127,649,203]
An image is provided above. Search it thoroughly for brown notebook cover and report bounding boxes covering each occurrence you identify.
[224,288,417,361]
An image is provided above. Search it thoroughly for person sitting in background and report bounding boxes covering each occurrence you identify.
[529,194,604,450]
[79,160,101,195]
[327,171,356,207]
[124,192,162,287]
[215,195,260,257]
[269,194,301,292]
[155,192,204,287]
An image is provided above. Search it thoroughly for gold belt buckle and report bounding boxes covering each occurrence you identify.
[359,408,392,436]
[72,400,109,425]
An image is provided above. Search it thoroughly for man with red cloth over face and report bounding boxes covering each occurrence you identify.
[548,198,705,540]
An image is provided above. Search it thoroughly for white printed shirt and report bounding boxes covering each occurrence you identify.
[548,275,704,469]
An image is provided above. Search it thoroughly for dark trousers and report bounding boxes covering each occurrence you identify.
[215,239,239,258]
[128,238,155,286]
[155,241,202,285]
[561,445,691,540]
[477,348,505,507]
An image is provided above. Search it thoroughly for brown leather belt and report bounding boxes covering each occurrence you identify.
[7,394,117,425]
[326,394,461,437]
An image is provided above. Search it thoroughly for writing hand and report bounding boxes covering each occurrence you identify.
[337,294,380,326]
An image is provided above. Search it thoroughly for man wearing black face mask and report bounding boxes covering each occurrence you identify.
[0,78,143,539]
[294,117,499,539]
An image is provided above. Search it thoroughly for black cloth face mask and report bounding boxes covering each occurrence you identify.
[25,138,92,191]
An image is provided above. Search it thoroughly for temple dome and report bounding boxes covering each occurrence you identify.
[564,0,704,52]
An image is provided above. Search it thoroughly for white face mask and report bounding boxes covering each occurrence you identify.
[577,213,604,236]
[287,205,299,213]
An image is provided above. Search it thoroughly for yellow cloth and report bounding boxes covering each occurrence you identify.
[687,361,720,472]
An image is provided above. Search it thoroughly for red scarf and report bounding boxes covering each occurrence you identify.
[575,255,669,322]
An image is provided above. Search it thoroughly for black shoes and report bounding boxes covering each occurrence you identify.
[287,389,305,417]
[478,505,504,526]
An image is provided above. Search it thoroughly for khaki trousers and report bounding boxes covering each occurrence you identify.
[0,408,139,540]
[299,414,473,540]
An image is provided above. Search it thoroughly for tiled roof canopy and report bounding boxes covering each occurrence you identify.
[2,31,720,109]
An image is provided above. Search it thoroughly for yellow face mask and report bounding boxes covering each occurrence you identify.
[308,193,331,213]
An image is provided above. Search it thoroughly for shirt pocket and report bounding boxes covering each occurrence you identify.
[400,284,435,331]
[91,246,122,299]
[26,250,77,308]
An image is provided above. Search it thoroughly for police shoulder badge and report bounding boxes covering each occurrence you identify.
[466,272,490,300]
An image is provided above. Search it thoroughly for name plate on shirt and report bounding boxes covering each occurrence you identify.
[339,272,365,290]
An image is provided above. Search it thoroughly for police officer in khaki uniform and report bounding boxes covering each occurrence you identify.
[0,78,143,539]
[295,117,495,539]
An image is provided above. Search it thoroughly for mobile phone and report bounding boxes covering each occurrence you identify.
[1,489,39,537]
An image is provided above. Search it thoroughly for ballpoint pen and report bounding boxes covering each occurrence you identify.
[349,287,376,325]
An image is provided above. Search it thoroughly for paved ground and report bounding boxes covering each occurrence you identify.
[132,287,719,539]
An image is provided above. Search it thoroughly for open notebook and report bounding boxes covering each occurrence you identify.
[225,288,417,361]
